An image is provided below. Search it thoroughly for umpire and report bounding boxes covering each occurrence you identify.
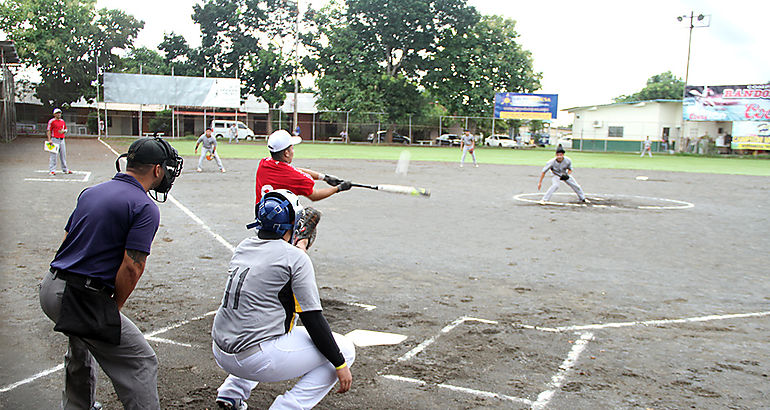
[39,137,182,410]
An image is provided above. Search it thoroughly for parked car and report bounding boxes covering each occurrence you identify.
[436,133,461,146]
[367,130,411,144]
[555,135,573,149]
[211,120,255,140]
[485,134,516,148]
[534,133,550,147]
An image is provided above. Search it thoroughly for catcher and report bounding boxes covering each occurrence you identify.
[459,129,478,167]
[211,189,355,409]
[537,145,588,203]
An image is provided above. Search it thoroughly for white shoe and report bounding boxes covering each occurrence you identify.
[459,164,463,168]
[196,168,202,172]
[538,199,547,205]
[221,168,226,173]
[474,164,478,168]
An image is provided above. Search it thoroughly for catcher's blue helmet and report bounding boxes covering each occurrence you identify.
[247,189,304,240]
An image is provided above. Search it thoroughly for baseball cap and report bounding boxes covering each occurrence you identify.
[126,137,170,165]
[267,129,302,152]
[53,108,62,114]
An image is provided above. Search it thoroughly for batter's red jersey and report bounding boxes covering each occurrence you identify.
[255,157,315,203]
[47,118,67,139]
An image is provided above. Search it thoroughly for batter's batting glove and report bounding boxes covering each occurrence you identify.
[560,174,570,181]
[337,181,352,192]
[323,174,343,186]
[293,207,321,249]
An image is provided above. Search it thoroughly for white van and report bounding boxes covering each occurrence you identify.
[210,120,255,141]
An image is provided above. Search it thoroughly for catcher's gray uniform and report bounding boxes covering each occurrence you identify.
[542,157,586,201]
[212,236,355,409]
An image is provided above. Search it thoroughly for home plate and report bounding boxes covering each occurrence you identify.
[345,330,407,347]
[635,176,649,181]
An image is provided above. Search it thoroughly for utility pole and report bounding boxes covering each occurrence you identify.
[293,0,300,135]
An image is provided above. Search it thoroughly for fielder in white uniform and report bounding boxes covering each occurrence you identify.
[212,190,355,410]
[538,145,587,203]
[641,136,653,157]
[459,129,477,167]
[195,128,225,172]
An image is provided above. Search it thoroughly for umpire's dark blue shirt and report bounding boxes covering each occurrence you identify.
[51,173,160,287]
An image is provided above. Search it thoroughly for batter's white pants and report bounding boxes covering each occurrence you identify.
[49,138,70,173]
[198,149,224,170]
[460,146,477,165]
[213,326,356,409]
[543,174,586,202]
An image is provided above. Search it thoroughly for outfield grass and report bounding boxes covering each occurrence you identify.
[163,139,770,176]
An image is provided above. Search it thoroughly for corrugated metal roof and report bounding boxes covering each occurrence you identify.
[0,41,20,65]
[564,99,681,112]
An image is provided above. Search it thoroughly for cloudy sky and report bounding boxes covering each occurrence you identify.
[96,0,770,124]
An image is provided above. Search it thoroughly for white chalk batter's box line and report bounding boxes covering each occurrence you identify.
[25,170,92,182]
[379,311,770,408]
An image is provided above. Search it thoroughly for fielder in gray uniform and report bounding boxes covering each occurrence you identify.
[537,145,587,203]
[196,128,225,172]
[459,129,478,167]
[212,189,355,410]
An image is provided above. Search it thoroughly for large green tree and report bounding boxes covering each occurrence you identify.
[423,14,542,117]
[0,0,142,108]
[309,0,477,141]
[614,71,685,102]
[191,0,299,131]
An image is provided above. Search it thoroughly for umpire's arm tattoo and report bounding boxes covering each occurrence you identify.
[126,249,148,269]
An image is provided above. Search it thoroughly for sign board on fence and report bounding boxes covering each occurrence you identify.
[683,84,770,122]
[494,93,558,120]
[731,121,770,151]
[104,73,240,108]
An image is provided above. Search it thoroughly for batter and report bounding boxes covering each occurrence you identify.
[212,190,355,410]
[537,145,587,203]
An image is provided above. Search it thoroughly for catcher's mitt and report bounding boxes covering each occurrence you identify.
[293,207,322,249]
[560,174,570,181]
[206,152,213,161]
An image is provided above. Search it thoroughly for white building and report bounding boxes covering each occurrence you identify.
[566,99,734,152]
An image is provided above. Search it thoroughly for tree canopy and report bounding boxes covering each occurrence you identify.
[614,71,685,103]
[0,0,142,108]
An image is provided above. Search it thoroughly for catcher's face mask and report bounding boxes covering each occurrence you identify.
[116,137,183,203]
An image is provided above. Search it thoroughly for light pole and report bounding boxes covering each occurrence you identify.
[676,11,710,151]
[293,0,300,135]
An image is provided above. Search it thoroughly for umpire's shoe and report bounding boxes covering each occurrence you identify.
[216,397,248,410]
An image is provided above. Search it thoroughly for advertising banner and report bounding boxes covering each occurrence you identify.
[682,84,770,122]
[494,93,558,120]
[731,121,770,151]
[104,73,240,108]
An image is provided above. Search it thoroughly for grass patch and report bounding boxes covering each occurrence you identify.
[106,138,770,176]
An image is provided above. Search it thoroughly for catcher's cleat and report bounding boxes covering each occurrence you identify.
[293,207,321,249]
[49,171,56,176]
[216,397,247,410]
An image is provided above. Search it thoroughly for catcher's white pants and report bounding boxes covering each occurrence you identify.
[198,149,224,170]
[460,146,476,165]
[543,174,585,201]
[49,138,70,173]
[213,326,355,409]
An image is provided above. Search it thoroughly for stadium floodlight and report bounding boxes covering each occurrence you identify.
[677,11,711,98]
